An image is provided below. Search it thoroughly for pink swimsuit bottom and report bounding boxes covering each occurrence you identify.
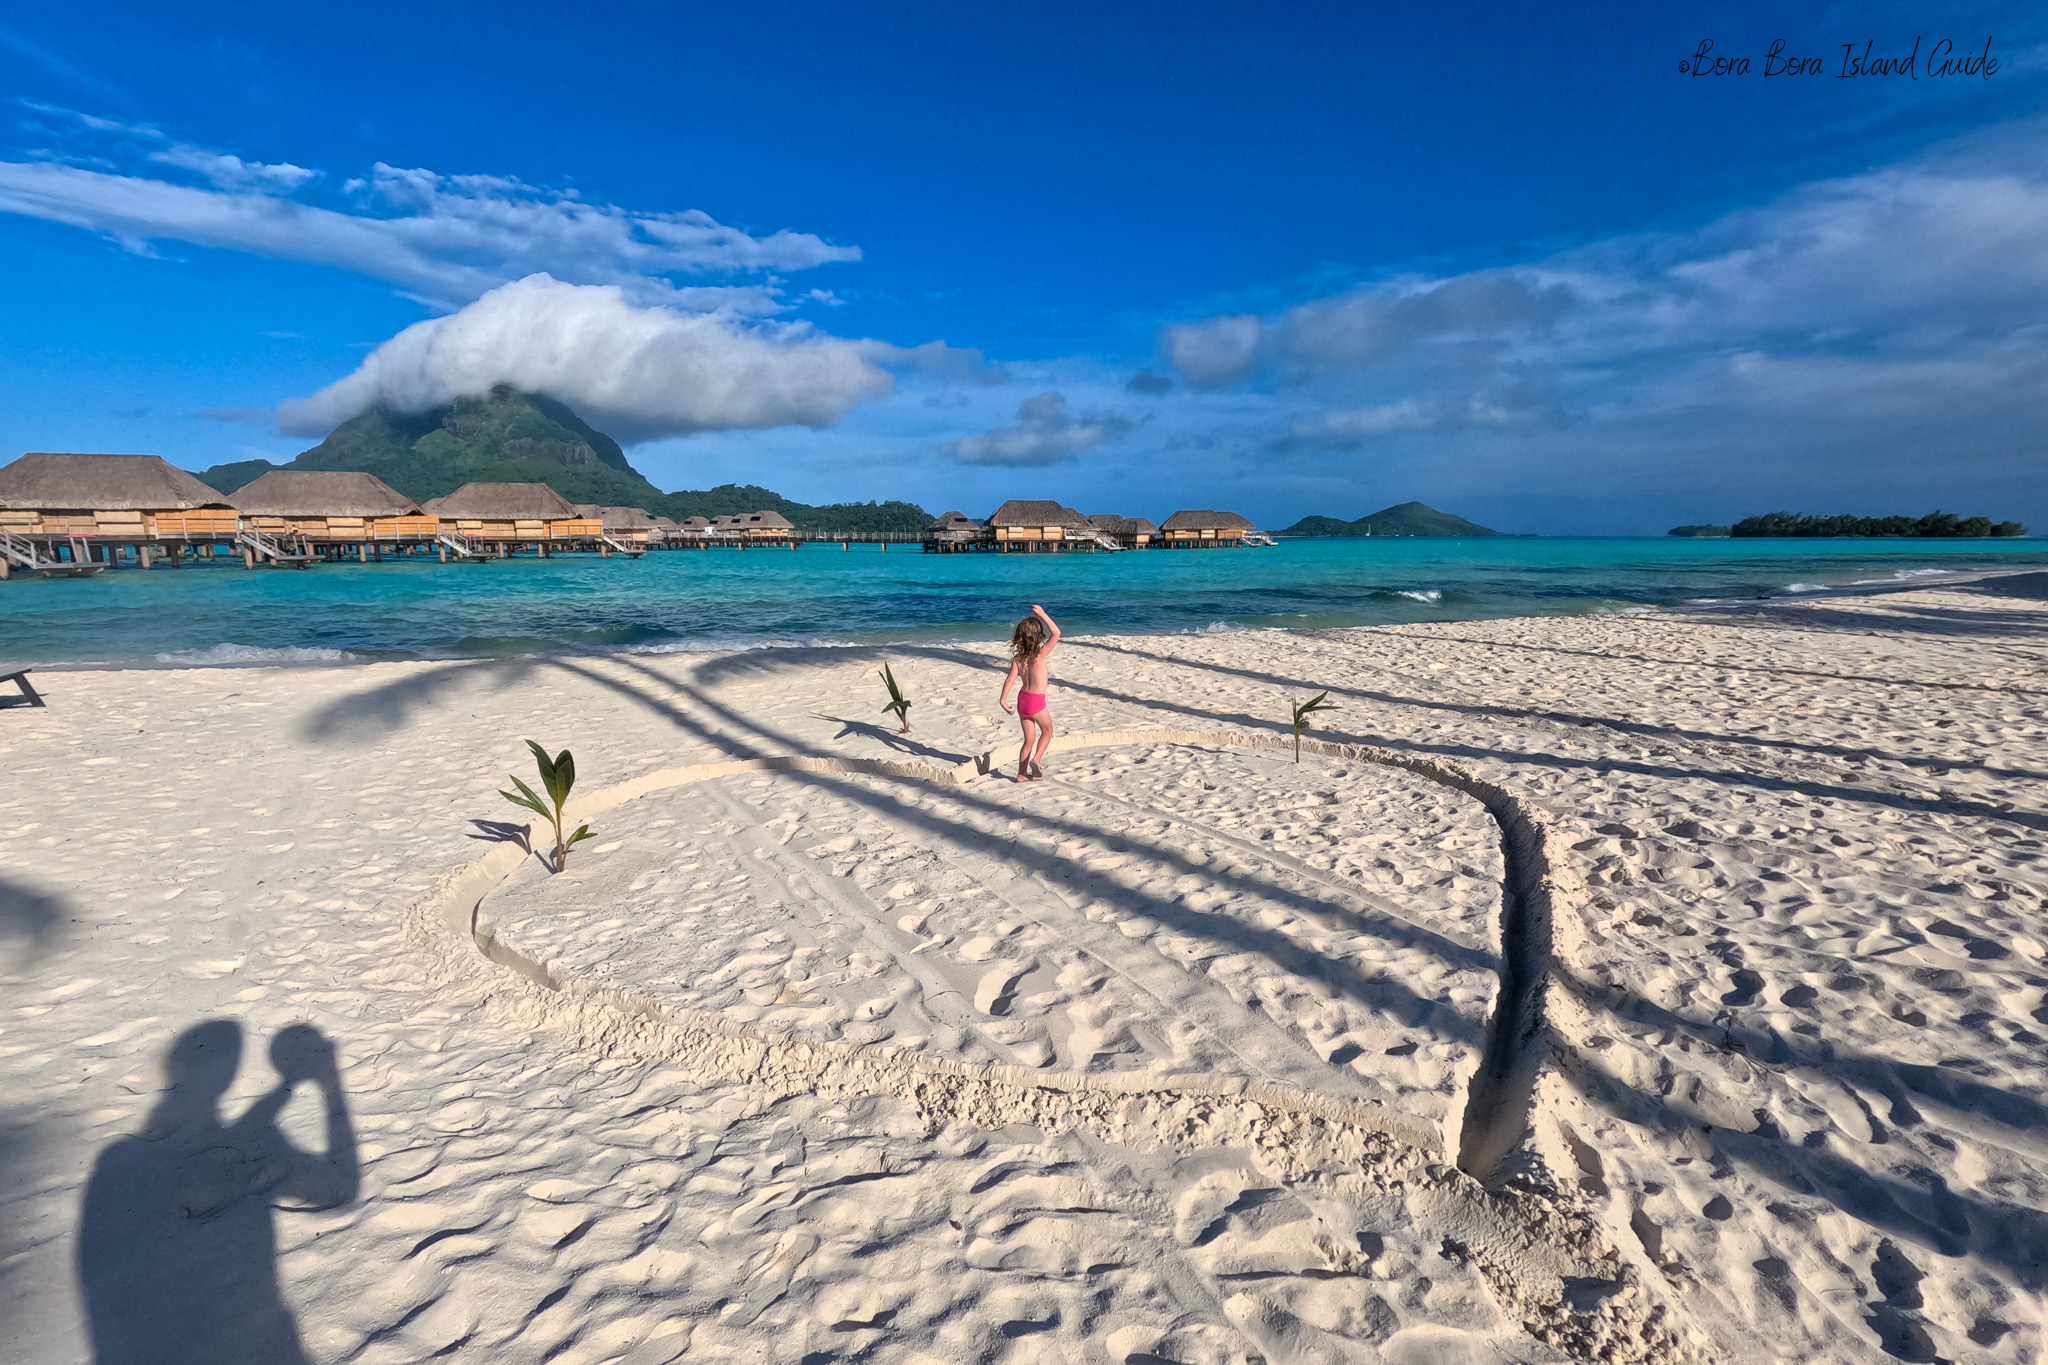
[1017,690,1048,718]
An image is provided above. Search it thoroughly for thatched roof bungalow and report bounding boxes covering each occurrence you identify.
[572,504,660,544]
[422,482,599,541]
[0,452,239,539]
[1160,509,1255,547]
[710,510,796,539]
[233,470,436,541]
[986,500,1092,545]
[926,510,983,543]
[1087,513,1159,548]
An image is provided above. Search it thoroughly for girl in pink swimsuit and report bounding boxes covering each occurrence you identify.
[999,604,1061,781]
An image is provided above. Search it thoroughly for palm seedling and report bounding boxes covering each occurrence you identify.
[880,663,913,734]
[500,739,595,872]
[1289,691,1339,762]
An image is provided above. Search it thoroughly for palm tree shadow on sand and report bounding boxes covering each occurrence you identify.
[76,1020,358,1365]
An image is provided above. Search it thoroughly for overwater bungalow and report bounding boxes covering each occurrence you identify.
[1087,513,1159,549]
[421,482,600,554]
[649,515,684,545]
[234,471,438,546]
[924,510,983,552]
[707,510,796,546]
[986,500,1101,552]
[0,452,240,571]
[1160,509,1255,547]
[572,504,659,547]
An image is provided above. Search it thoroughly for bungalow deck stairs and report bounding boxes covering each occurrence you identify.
[0,530,46,572]
[435,534,482,559]
[1084,529,1124,551]
[599,533,645,557]
[235,529,315,566]
[0,530,103,577]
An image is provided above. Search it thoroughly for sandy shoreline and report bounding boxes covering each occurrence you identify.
[4,573,2045,1363]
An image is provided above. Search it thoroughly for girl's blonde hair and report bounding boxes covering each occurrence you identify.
[1010,614,1047,661]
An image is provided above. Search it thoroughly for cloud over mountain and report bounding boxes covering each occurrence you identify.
[276,275,896,443]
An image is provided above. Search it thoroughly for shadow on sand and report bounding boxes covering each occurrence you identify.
[298,633,2048,1292]
[818,713,976,763]
[298,657,540,742]
[0,874,67,966]
[77,1020,359,1365]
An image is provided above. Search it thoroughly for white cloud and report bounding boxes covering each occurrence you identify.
[275,274,896,443]
[1162,272,1573,396]
[0,115,858,309]
[0,111,931,442]
[866,339,1009,386]
[1285,383,1560,447]
[1161,314,1263,388]
[145,144,316,193]
[1163,125,2048,471]
[1280,272,1574,372]
[945,392,1132,467]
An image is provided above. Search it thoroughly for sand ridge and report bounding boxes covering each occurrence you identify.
[408,727,1690,1363]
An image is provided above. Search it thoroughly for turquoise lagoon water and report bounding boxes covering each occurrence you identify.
[3,537,2044,666]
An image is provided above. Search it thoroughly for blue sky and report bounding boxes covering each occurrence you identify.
[1,1,2044,532]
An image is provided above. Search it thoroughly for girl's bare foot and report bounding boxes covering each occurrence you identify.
[1029,759,1045,778]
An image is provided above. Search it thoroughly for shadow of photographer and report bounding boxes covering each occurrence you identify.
[77,1020,359,1365]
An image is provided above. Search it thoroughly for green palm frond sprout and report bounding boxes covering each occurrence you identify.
[500,739,595,872]
[880,663,913,734]
[1290,691,1339,762]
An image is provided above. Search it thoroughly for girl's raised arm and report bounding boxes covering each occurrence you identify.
[1031,604,1061,647]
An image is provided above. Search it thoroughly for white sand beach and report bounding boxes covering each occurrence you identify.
[3,573,2046,1364]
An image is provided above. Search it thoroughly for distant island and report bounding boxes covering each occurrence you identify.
[1280,501,1497,537]
[1667,524,1732,538]
[1731,511,2027,538]
[199,387,934,533]
[653,485,933,534]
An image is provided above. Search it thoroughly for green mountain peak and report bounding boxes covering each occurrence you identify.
[199,386,667,507]
[192,388,936,532]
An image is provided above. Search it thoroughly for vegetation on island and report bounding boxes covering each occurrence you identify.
[1731,511,2027,539]
[1280,501,1497,537]
[1667,524,1732,537]
[654,483,933,533]
[196,389,934,531]
[202,387,666,507]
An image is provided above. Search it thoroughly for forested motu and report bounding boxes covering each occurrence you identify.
[1279,501,1498,536]
[1732,511,2027,538]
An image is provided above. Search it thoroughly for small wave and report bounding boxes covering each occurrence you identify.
[1182,620,1249,635]
[616,636,810,657]
[154,643,359,665]
[1783,582,1828,594]
[1846,567,1957,587]
[1394,590,1442,603]
[613,635,923,657]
